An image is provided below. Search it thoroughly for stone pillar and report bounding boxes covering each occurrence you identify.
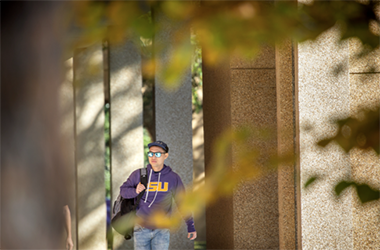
[203,61,234,249]
[348,37,380,249]
[109,40,144,250]
[60,57,77,248]
[203,45,280,249]
[298,27,354,249]
[154,11,194,250]
[275,40,300,250]
[230,46,279,250]
[74,44,107,250]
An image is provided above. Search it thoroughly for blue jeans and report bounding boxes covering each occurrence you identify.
[133,224,170,250]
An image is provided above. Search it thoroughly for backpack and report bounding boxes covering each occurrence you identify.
[111,168,148,240]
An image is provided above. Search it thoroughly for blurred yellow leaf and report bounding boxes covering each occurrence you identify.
[160,1,197,21]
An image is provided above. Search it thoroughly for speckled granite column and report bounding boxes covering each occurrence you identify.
[109,40,144,250]
[59,57,77,248]
[204,46,280,249]
[230,46,279,250]
[298,27,354,249]
[275,40,299,250]
[74,44,107,250]
[349,37,380,249]
[154,12,194,250]
[203,61,234,250]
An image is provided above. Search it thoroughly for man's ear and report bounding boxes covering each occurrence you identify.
[164,153,169,159]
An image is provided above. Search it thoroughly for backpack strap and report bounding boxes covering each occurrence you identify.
[134,168,148,208]
[140,168,148,187]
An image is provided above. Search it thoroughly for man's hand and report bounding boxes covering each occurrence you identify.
[187,231,197,240]
[136,182,146,194]
[66,237,73,250]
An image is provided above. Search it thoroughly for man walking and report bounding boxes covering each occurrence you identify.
[120,141,197,250]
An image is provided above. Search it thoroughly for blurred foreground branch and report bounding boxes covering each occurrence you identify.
[306,105,380,203]
[67,0,380,88]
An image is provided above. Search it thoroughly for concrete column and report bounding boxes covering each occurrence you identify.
[59,57,77,248]
[275,40,299,250]
[203,61,234,249]
[230,46,279,250]
[109,40,144,250]
[74,44,107,250]
[154,11,194,250]
[203,45,280,249]
[298,27,354,249]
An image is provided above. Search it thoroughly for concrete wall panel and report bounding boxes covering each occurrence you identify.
[203,61,234,250]
[60,57,77,248]
[298,27,354,250]
[349,38,380,249]
[230,51,279,249]
[110,40,144,249]
[74,44,107,250]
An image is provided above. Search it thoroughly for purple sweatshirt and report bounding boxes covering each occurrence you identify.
[120,164,196,233]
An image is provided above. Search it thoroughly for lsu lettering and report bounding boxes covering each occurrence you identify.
[148,182,168,192]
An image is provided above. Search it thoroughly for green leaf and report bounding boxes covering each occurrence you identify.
[335,181,380,203]
[317,139,331,147]
[355,183,380,203]
[335,181,353,196]
[305,176,318,188]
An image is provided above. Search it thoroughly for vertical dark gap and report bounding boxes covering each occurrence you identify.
[142,8,155,166]
[152,82,156,142]
[142,66,155,166]
[102,40,113,250]
[72,49,81,250]
[101,0,113,246]
[103,41,112,250]
[292,41,302,250]
[151,7,156,142]
[103,41,110,104]
[291,41,298,250]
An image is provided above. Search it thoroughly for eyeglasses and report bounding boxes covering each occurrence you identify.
[147,152,166,158]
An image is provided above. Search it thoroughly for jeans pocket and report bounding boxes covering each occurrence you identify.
[134,224,143,233]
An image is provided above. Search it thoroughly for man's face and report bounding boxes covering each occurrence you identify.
[148,146,168,170]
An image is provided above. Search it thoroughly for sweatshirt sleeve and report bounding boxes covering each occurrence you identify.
[173,173,196,233]
[120,169,140,199]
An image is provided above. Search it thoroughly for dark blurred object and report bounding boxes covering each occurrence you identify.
[1,2,70,249]
[335,181,380,203]
[318,106,380,154]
